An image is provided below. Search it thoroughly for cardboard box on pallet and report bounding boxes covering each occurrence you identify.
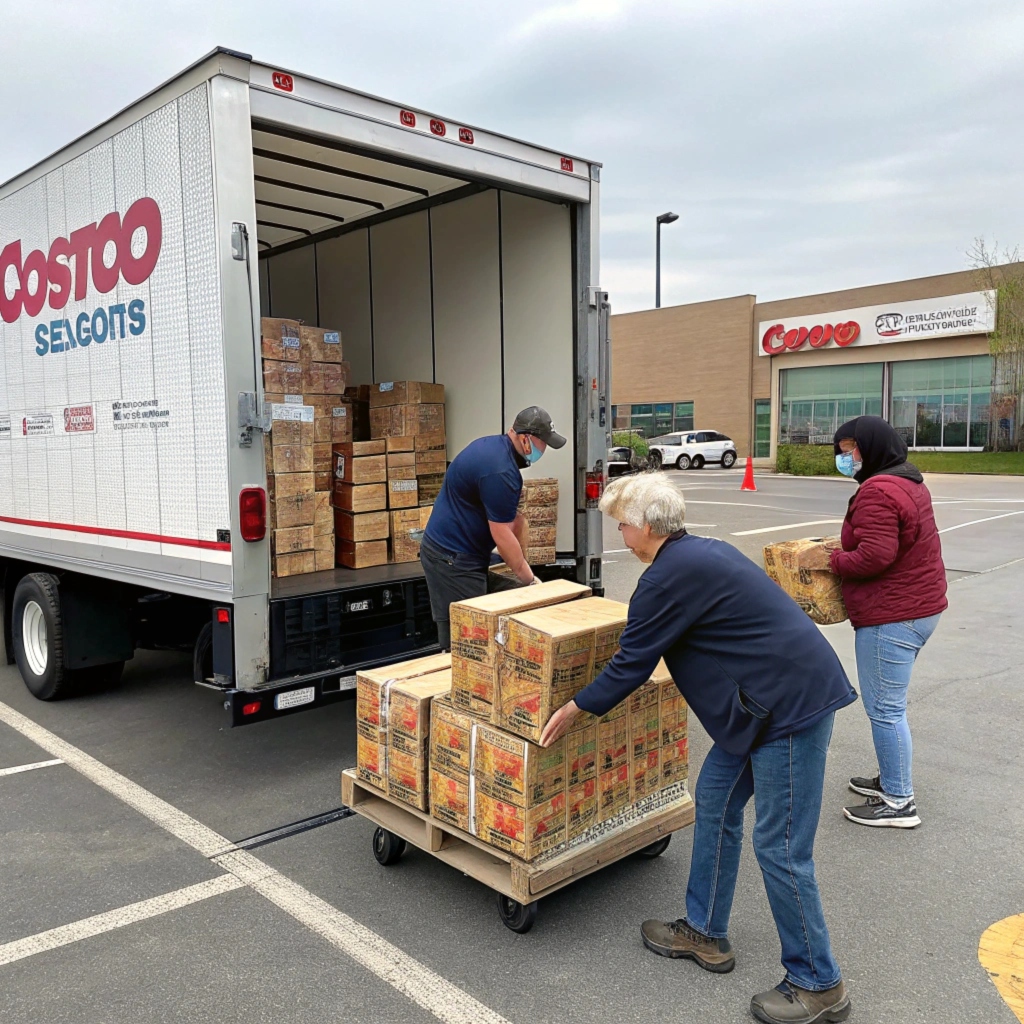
[597,701,629,774]
[271,525,314,555]
[333,449,386,485]
[496,598,628,743]
[568,777,599,841]
[370,403,445,439]
[387,477,418,509]
[528,525,557,549]
[661,737,689,788]
[313,443,333,475]
[763,537,848,625]
[268,472,315,529]
[387,670,453,811]
[302,362,349,394]
[521,504,556,526]
[272,443,313,475]
[273,551,316,578]
[336,538,388,569]
[525,547,556,565]
[473,790,566,861]
[566,718,598,786]
[314,491,333,535]
[263,359,305,395]
[598,762,631,822]
[335,509,389,543]
[450,656,499,719]
[541,596,628,672]
[368,381,445,407]
[429,695,475,781]
[429,767,471,832]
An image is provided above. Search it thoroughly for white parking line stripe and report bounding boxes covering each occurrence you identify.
[939,511,1024,534]
[731,519,844,537]
[0,701,512,1024]
[0,875,244,966]
[0,758,63,776]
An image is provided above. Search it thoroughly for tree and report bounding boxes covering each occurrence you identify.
[968,240,1024,451]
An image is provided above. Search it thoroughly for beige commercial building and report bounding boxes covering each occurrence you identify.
[611,265,1014,463]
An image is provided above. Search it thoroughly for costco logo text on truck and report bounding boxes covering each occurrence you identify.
[0,197,162,354]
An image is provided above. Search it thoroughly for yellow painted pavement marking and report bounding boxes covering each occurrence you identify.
[979,913,1024,1023]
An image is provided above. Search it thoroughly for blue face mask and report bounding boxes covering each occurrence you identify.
[523,438,545,465]
[835,452,861,477]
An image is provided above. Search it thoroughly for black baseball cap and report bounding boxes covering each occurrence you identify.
[512,406,567,449]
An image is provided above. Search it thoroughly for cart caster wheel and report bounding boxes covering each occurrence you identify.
[372,827,407,866]
[637,835,672,859]
[497,894,538,933]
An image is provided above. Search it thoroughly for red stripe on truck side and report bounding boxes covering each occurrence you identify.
[0,515,231,551]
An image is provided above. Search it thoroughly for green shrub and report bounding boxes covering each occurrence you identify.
[612,431,649,458]
[776,444,838,476]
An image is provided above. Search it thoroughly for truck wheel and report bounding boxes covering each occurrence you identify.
[637,835,672,858]
[372,827,407,866]
[675,454,691,470]
[193,622,213,684]
[497,894,538,933]
[12,573,73,701]
[721,451,737,469]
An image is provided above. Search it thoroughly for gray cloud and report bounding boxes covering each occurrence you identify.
[2,0,1020,312]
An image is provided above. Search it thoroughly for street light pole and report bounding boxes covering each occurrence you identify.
[656,211,679,309]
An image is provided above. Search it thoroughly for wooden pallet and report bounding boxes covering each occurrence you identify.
[342,768,695,905]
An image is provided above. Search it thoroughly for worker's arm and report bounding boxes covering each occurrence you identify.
[489,520,535,584]
[511,512,529,550]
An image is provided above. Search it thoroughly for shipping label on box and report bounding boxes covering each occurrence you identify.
[497,611,596,743]
[430,695,475,780]
[429,768,470,831]
[451,656,498,718]
[473,790,566,861]
[568,778,599,841]
[472,724,565,808]
[387,478,418,509]
[261,317,302,352]
[449,581,591,665]
[598,763,631,822]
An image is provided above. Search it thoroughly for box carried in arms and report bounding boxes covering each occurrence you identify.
[763,538,847,625]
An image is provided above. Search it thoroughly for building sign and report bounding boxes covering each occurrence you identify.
[758,290,996,356]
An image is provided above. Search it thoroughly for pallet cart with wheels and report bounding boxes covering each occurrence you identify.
[343,769,694,933]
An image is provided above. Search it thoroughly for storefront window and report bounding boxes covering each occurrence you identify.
[891,355,993,449]
[614,401,695,436]
[754,399,771,458]
[779,363,884,444]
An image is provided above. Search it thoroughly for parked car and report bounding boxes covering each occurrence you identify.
[647,430,738,470]
[607,445,634,476]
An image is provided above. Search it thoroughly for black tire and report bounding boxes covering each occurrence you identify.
[647,449,663,470]
[692,456,705,469]
[497,894,538,933]
[721,451,737,469]
[193,621,214,684]
[675,454,691,470]
[11,573,73,701]
[372,827,407,866]
[637,835,672,859]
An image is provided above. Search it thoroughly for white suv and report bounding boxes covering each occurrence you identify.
[648,430,738,470]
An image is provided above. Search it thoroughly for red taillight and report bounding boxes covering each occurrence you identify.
[586,471,604,506]
[242,701,261,716]
[239,487,266,542]
[216,607,230,624]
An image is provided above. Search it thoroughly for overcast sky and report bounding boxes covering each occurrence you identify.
[2,0,1021,313]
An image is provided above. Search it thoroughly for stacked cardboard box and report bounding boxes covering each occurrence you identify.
[332,439,388,568]
[355,651,452,801]
[763,537,848,625]
[362,382,449,564]
[267,403,316,577]
[518,477,559,564]
[261,317,349,575]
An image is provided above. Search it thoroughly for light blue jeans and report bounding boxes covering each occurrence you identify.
[854,614,941,801]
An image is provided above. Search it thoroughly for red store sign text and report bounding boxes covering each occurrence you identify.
[761,320,861,355]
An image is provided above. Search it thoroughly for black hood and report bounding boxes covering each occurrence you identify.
[833,415,924,484]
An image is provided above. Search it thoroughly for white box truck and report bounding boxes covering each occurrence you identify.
[0,48,611,724]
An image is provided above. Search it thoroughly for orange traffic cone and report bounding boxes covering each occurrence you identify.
[740,456,757,491]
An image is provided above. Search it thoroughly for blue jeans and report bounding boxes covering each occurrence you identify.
[685,714,841,992]
[854,614,941,801]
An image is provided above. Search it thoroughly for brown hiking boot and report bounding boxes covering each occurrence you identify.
[640,918,735,973]
[750,980,851,1023]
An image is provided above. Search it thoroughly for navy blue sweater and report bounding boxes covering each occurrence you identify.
[574,532,856,757]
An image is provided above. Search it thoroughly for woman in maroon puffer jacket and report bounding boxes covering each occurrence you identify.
[829,416,947,829]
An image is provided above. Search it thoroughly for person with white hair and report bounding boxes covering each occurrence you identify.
[540,473,857,1024]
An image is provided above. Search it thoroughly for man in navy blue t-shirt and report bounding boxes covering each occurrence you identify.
[420,406,566,649]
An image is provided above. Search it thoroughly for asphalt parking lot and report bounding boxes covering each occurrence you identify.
[2,470,1022,1024]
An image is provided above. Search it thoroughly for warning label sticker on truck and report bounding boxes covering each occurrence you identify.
[0,415,9,439]
[64,405,96,433]
[22,413,54,436]
[111,399,171,430]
